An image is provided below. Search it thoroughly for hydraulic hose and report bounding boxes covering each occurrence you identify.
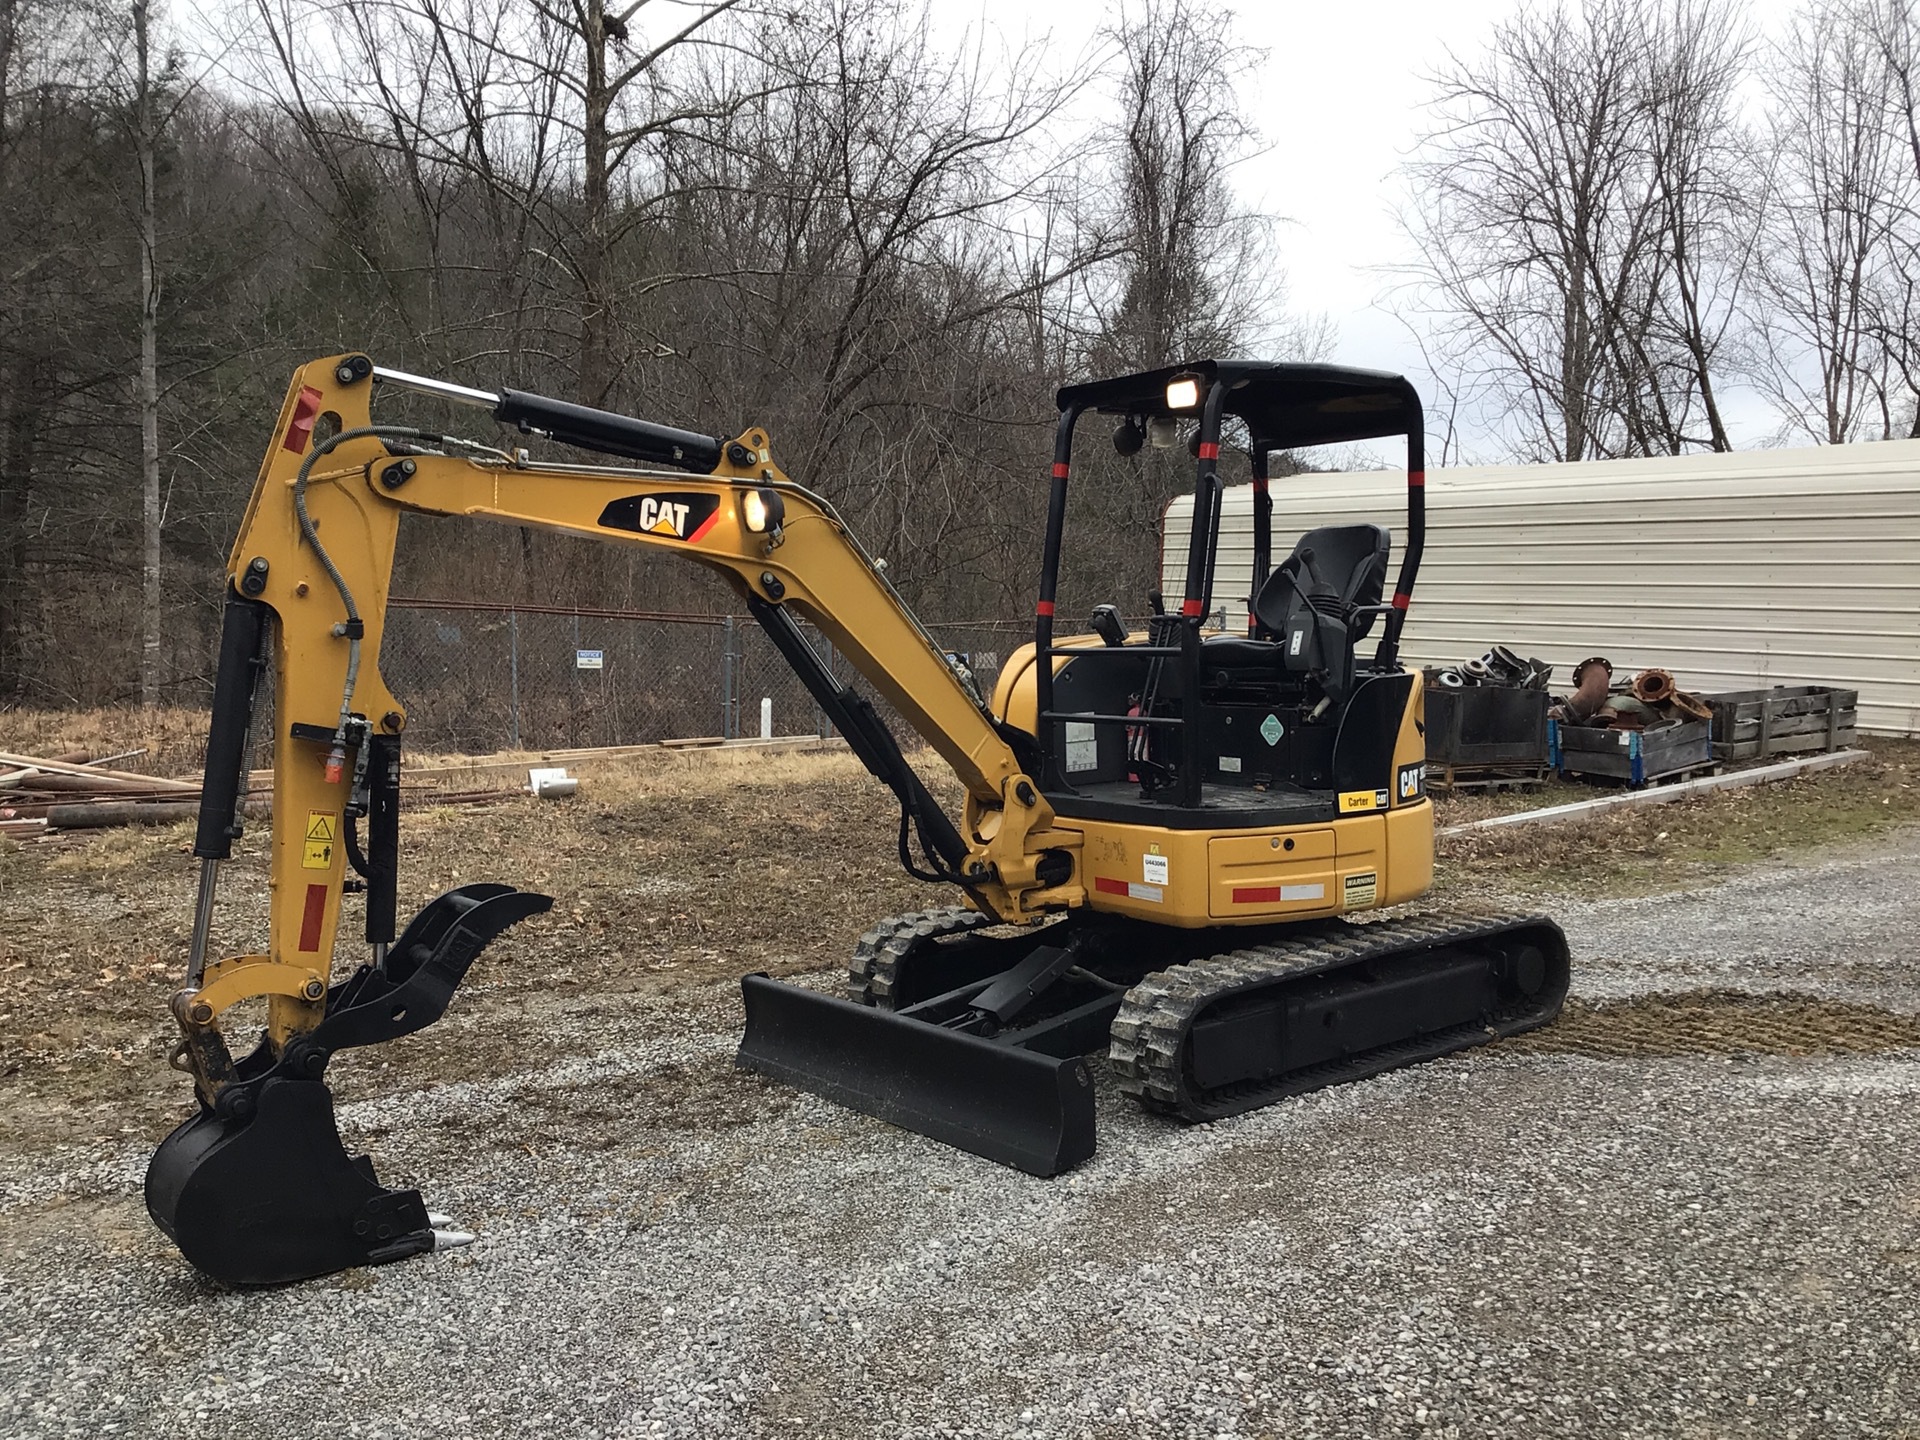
[291,425,514,779]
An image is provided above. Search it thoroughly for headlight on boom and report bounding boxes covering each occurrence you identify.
[742,487,786,534]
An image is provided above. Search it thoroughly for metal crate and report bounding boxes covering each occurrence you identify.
[1424,684,1550,791]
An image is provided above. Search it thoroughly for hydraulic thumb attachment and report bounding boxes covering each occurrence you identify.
[147,884,550,1286]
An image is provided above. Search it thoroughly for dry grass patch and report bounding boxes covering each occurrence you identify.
[1433,737,1920,898]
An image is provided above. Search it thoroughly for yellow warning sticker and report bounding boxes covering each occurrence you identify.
[1343,871,1379,910]
[302,811,337,870]
[1339,790,1379,813]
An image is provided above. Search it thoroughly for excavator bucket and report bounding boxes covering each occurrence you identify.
[146,1077,436,1286]
[737,973,1096,1176]
[148,883,550,1286]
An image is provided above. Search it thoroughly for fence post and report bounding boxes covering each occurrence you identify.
[722,615,736,740]
[509,608,521,750]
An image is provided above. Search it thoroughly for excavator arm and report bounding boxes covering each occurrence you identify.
[147,354,1081,1285]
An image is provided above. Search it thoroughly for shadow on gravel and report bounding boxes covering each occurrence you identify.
[1510,991,1920,1058]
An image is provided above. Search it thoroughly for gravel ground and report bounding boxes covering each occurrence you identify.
[4,830,1918,1439]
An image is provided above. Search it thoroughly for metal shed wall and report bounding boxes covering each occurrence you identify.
[1162,440,1920,736]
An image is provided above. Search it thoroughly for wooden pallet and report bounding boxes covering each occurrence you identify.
[1554,757,1724,789]
[1428,761,1551,794]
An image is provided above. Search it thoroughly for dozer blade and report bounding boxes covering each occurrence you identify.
[737,973,1095,1177]
[147,883,550,1286]
[145,1077,434,1287]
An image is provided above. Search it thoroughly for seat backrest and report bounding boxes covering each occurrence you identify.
[1251,524,1391,637]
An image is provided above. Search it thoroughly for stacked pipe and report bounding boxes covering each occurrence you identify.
[1550,660,1711,731]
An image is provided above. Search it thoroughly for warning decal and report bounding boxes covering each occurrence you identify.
[302,811,337,870]
[1343,871,1379,910]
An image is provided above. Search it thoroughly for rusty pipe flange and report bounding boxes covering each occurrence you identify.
[1461,658,1492,681]
[1571,656,1613,690]
[1632,667,1675,703]
[1670,688,1712,722]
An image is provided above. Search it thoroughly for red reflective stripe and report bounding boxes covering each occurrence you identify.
[1036,600,1055,617]
[1198,442,1220,460]
[1051,462,1070,479]
[1392,593,1411,611]
[1093,877,1128,896]
[1253,476,1269,491]
[297,883,328,952]
[283,385,324,455]
[1233,886,1283,904]
[1181,598,1203,617]
[686,509,721,544]
[1409,469,1426,487]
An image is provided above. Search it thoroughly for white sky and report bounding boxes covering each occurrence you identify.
[956,0,1806,457]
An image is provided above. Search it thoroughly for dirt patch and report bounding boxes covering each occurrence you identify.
[1511,991,1920,1058]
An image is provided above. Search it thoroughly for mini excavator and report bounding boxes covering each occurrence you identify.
[147,354,1569,1285]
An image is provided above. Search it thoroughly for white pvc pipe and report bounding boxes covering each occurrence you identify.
[1436,748,1869,836]
[760,697,773,740]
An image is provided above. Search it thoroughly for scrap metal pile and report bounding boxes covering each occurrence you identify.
[1430,644,1553,692]
[1548,657,1711,731]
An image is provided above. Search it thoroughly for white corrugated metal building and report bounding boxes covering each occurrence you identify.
[1163,440,1920,736]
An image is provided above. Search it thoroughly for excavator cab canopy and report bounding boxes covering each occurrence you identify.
[1056,360,1424,453]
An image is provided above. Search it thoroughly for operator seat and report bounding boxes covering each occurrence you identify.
[1251,524,1391,704]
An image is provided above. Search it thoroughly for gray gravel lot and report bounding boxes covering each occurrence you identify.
[4,829,1918,1440]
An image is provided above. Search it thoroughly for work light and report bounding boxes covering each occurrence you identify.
[742,487,785,533]
[1165,376,1202,410]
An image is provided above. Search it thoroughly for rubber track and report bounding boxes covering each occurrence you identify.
[1108,909,1564,1121]
[847,908,993,1007]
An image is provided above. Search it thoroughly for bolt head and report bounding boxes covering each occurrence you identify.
[187,1000,213,1025]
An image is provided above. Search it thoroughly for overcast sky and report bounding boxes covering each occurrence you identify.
[957,0,1806,457]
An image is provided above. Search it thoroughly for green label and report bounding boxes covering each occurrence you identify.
[1260,713,1284,746]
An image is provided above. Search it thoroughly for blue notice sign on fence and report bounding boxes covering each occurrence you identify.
[576,649,604,670]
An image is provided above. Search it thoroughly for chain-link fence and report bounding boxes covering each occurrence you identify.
[377,599,1033,753]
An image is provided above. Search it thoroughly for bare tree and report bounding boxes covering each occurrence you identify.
[1399,0,1752,461]
[1752,0,1908,442]
[1856,0,1920,435]
[1085,0,1297,374]
[132,0,161,705]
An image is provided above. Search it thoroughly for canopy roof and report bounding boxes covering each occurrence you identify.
[1057,360,1422,452]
